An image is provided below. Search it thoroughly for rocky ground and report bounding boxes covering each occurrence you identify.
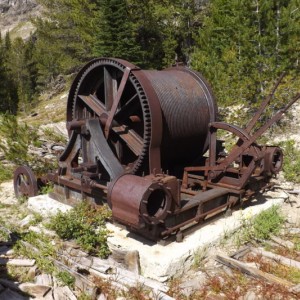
[0,171,299,299]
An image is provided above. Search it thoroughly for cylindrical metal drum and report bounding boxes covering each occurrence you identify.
[143,68,216,165]
[67,58,217,176]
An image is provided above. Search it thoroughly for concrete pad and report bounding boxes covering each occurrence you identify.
[107,193,286,282]
[27,195,72,217]
[26,192,287,282]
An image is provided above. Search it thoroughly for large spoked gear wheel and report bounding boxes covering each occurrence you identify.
[67,58,152,175]
[13,166,38,198]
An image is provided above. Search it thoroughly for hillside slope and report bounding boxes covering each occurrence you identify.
[0,0,41,40]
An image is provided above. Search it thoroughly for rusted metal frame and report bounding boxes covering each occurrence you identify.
[245,72,285,133]
[210,122,260,158]
[86,119,124,179]
[132,70,163,173]
[215,159,259,190]
[202,93,300,174]
[180,188,198,196]
[58,132,81,175]
[177,187,230,214]
[182,122,258,188]
[104,67,131,138]
[208,125,217,169]
[161,196,235,237]
[182,172,246,195]
[59,177,88,192]
[115,93,139,121]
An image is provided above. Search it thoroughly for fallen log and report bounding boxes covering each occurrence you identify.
[216,254,294,287]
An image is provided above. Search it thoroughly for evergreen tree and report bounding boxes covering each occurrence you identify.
[129,0,202,68]
[34,0,101,86]
[6,37,37,113]
[191,0,300,116]
[93,0,143,65]
[0,33,18,114]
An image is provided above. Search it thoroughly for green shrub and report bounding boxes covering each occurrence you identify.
[14,231,56,274]
[0,114,39,165]
[279,140,300,183]
[43,128,67,144]
[56,271,75,287]
[251,206,285,240]
[47,202,111,258]
[0,162,13,183]
[237,205,285,244]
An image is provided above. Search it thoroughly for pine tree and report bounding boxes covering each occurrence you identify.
[6,37,37,113]
[191,0,300,116]
[34,0,101,86]
[93,0,143,65]
[0,33,18,114]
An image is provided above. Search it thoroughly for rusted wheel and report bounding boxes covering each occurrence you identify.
[13,166,38,198]
[66,58,153,177]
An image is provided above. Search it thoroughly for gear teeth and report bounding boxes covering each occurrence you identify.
[68,58,152,178]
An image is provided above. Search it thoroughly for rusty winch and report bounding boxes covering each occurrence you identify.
[13,58,300,241]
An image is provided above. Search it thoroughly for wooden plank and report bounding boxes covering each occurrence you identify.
[231,246,252,260]
[53,260,97,298]
[215,254,294,287]
[270,235,294,249]
[7,259,36,267]
[251,247,300,270]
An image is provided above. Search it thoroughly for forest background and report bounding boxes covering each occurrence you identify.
[0,0,299,120]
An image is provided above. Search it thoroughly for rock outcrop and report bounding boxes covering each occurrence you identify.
[0,0,41,39]
[0,0,38,14]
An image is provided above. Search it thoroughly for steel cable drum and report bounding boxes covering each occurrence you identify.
[66,58,216,177]
[143,68,217,168]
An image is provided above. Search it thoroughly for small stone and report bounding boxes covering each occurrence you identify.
[19,215,35,228]
[97,293,107,300]
[6,249,15,256]
[27,266,38,281]
[53,286,77,300]
[289,283,300,293]
[244,290,257,300]
[289,228,300,235]
[35,274,53,286]
[19,282,51,297]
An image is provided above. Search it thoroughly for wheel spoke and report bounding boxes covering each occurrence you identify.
[78,94,106,116]
[112,125,143,156]
[104,67,131,138]
[104,67,117,111]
